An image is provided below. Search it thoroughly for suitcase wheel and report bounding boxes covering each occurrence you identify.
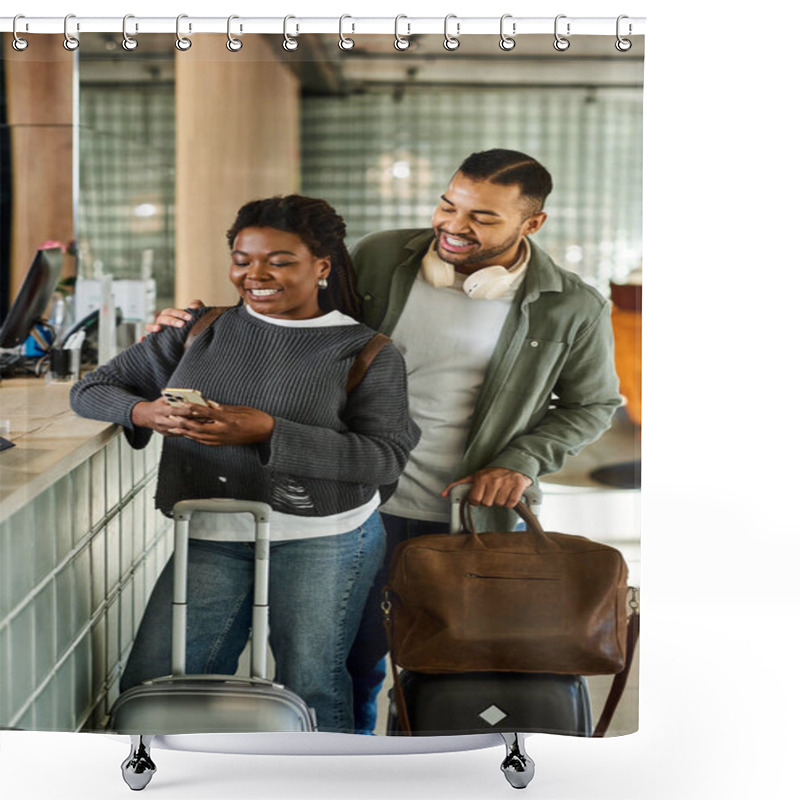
[500,733,535,789]
[121,735,157,791]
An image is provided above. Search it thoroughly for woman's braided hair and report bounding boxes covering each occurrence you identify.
[226,195,362,320]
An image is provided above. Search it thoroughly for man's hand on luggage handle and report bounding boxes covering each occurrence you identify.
[442,468,533,508]
[144,299,205,334]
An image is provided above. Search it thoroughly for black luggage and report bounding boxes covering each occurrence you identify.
[387,671,592,736]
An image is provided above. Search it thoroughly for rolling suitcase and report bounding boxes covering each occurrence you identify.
[108,498,316,790]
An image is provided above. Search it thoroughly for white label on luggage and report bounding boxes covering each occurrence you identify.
[478,705,508,726]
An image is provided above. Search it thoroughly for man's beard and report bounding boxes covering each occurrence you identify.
[435,229,523,271]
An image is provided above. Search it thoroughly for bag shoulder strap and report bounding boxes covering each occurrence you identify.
[345,333,391,394]
[592,601,640,737]
[183,306,232,351]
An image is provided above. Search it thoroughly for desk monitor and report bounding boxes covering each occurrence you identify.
[0,246,63,349]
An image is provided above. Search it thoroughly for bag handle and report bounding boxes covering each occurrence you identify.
[458,496,547,539]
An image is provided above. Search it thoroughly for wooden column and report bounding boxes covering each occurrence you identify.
[3,34,75,295]
[175,34,300,307]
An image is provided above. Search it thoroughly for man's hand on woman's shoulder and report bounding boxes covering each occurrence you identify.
[145,299,206,334]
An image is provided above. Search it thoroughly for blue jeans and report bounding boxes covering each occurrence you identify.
[346,513,449,735]
[121,511,385,733]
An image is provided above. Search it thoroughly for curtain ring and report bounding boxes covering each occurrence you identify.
[122,15,139,51]
[499,14,516,51]
[394,15,411,51]
[176,14,192,51]
[339,15,355,50]
[553,14,570,51]
[63,13,80,51]
[283,14,300,51]
[615,14,632,51]
[283,15,299,51]
[227,15,243,51]
[12,15,29,51]
[443,14,460,51]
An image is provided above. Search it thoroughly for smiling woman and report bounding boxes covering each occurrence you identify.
[69,194,421,734]
[229,227,331,321]
[227,196,362,321]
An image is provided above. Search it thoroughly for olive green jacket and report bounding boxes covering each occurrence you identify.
[351,228,622,521]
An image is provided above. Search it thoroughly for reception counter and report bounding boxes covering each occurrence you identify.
[0,378,171,731]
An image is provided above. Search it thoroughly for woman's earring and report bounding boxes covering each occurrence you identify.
[317,277,329,289]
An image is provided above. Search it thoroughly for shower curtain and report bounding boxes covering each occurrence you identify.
[0,23,642,746]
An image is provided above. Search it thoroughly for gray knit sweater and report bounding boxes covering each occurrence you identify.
[70,306,421,517]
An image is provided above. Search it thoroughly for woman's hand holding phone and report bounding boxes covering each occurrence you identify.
[165,401,276,446]
[133,385,274,445]
[130,396,210,436]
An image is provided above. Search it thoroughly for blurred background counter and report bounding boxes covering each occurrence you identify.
[0,380,171,732]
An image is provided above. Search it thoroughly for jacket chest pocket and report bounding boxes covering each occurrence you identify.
[500,338,569,404]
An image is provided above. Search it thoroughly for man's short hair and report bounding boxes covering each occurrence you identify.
[457,149,553,214]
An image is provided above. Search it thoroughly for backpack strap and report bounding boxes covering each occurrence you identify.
[183,306,232,351]
[346,333,392,394]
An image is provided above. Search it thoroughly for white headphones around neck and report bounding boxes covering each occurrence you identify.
[422,253,528,300]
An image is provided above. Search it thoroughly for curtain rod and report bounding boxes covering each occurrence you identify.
[1,16,646,38]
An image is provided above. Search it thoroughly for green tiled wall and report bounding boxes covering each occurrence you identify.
[301,87,643,290]
[0,433,171,731]
[77,83,175,309]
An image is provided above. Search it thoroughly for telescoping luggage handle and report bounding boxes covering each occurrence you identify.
[171,499,271,680]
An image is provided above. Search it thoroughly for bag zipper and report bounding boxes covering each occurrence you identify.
[466,573,560,581]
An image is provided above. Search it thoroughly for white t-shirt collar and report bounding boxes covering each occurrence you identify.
[245,306,359,328]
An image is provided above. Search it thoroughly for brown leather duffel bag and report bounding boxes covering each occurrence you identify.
[383,498,630,676]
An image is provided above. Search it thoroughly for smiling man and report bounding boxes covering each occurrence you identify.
[345,149,621,732]
[353,149,620,517]
[147,149,622,734]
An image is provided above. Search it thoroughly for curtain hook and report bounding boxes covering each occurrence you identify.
[615,14,632,51]
[554,14,570,51]
[443,14,460,51]
[499,14,516,51]
[394,15,411,51]
[227,15,243,51]
[283,15,299,51]
[176,14,192,51]
[12,15,29,51]
[122,15,139,51]
[63,13,80,51]
[339,15,355,51]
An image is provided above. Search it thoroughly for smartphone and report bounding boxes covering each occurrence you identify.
[161,388,209,408]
